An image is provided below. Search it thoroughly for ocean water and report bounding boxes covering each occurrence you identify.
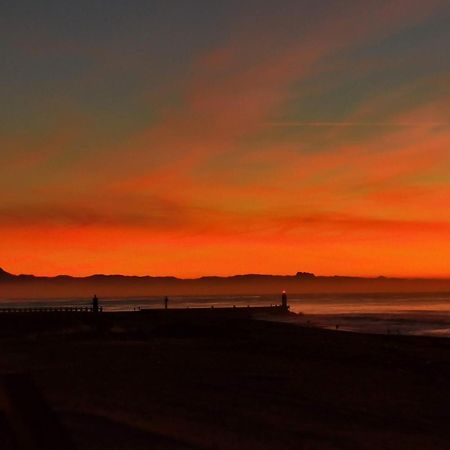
[1,292,450,337]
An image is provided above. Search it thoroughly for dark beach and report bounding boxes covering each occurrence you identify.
[0,312,449,450]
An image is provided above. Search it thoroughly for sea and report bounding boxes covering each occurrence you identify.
[1,292,450,337]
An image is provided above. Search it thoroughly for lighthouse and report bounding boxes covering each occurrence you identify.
[281,290,288,310]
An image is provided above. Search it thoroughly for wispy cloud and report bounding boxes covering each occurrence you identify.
[1,0,449,276]
[264,122,448,127]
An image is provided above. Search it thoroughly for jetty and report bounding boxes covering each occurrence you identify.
[139,304,289,319]
[0,304,287,317]
[0,292,290,317]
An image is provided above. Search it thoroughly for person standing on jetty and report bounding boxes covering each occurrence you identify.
[92,294,99,313]
[164,296,169,310]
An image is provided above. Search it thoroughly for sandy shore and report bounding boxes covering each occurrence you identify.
[0,312,449,449]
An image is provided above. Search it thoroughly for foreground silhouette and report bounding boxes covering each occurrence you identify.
[0,313,448,449]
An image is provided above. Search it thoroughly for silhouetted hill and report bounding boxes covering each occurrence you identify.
[296,272,316,279]
[1,268,450,299]
[0,268,15,279]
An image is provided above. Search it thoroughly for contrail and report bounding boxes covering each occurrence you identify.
[265,121,447,128]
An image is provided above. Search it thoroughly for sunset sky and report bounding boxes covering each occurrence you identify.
[1,0,450,277]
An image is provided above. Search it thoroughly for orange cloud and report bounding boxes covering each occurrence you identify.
[2,0,449,278]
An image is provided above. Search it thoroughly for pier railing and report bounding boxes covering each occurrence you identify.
[0,306,102,313]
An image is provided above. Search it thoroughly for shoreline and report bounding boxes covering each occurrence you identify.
[1,301,450,338]
[270,311,450,338]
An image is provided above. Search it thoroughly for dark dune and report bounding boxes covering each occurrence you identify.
[0,313,449,449]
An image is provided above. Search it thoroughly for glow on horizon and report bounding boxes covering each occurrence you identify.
[1,1,449,278]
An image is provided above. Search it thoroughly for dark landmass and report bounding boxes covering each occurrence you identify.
[1,267,450,299]
[0,313,449,449]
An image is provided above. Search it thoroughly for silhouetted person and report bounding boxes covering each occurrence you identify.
[164,296,169,310]
[281,290,288,310]
[92,295,99,313]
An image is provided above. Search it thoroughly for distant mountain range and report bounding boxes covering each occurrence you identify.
[1,267,449,299]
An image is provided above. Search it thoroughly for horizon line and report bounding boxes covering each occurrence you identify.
[2,268,450,281]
